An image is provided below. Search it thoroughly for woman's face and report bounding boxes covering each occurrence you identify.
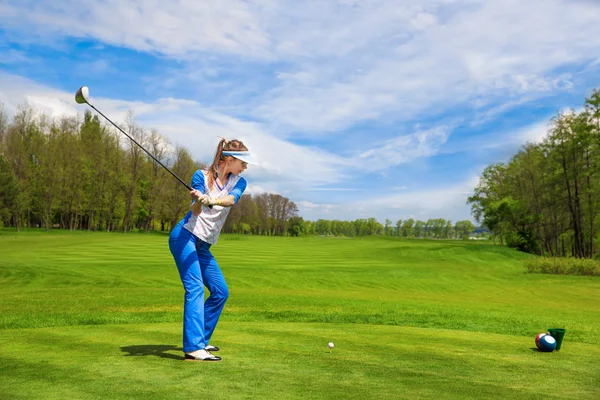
[229,157,247,175]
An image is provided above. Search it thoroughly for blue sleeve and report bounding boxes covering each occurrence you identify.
[228,177,247,204]
[189,170,206,206]
[191,170,206,193]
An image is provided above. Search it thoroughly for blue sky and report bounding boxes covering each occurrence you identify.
[1,0,600,224]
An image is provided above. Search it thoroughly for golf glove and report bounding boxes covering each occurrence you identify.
[201,196,220,206]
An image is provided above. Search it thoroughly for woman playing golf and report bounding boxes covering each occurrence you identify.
[169,138,256,361]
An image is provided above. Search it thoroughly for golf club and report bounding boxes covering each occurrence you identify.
[75,86,211,207]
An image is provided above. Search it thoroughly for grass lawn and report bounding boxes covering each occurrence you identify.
[1,230,599,399]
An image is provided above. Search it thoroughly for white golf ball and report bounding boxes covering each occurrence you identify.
[328,342,334,349]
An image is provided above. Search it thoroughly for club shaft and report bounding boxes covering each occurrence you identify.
[88,103,193,191]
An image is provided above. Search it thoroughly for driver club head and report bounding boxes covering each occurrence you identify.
[75,86,90,104]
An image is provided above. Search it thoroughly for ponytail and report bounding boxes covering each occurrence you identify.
[207,138,228,191]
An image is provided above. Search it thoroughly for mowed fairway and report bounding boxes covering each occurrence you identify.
[1,230,599,399]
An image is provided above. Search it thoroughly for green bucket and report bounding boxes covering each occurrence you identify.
[548,328,566,351]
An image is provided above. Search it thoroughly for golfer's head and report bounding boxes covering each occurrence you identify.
[212,139,258,176]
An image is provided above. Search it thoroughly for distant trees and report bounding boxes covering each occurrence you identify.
[222,193,299,235]
[305,217,475,239]
[454,220,475,240]
[0,105,200,232]
[0,102,478,239]
[468,89,600,258]
[0,155,18,227]
[0,104,299,234]
[402,218,414,237]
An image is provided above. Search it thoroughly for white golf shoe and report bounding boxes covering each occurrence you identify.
[184,349,221,362]
[204,345,220,352]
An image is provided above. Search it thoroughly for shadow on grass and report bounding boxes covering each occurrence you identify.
[530,347,558,353]
[120,345,184,360]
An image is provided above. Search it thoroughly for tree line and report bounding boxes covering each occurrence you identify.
[283,217,476,239]
[0,102,477,238]
[0,104,299,234]
[468,89,600,258]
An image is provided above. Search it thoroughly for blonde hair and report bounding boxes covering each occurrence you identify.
[207,138,248,190]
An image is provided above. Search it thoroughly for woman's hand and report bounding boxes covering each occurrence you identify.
[201,196,220,206]
[190,190,207,203]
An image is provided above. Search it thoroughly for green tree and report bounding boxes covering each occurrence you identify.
[160,146,199,230]
[315,219,331,235]
[0,103,8,152]
[401,218,414,238]
[414,220,425,238]
[385,219,393,236]
[287,216,304,236]
[444,220,453,239]
[4,104,42,230]
[454,220,475,240]
[0,155,19,227]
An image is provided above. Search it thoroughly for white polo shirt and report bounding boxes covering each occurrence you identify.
[182,169,247,245]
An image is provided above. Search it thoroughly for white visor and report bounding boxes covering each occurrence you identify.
[222,150,259,166]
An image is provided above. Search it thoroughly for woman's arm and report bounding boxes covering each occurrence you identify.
[191,199,204,215]
[189,170,207,216]
[216,177,247,207]
[215,195,236,207]
[190,190,205,216]
[200,176,247,208]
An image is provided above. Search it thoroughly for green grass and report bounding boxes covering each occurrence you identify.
[1,230,599,399]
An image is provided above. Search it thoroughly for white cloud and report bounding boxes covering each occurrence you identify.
[279,1,596,130]
[0,72,351,194]
[357,127,451,171]
[2,0,599,138]
[515,120,553,145]
[410,12,439,30]
[307,188,363,192]
[4,1,599,137]
[1,0,272,59]
[471,110,580,151]
[437,117,554,157]
[0,49,34,64]
[299,175,480,223]
[0,2,16,17]
[143,110,351,189]
[246,0,598,134]
[0,73,79,117]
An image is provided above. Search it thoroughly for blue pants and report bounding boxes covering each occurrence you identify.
[169,222,229,353]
